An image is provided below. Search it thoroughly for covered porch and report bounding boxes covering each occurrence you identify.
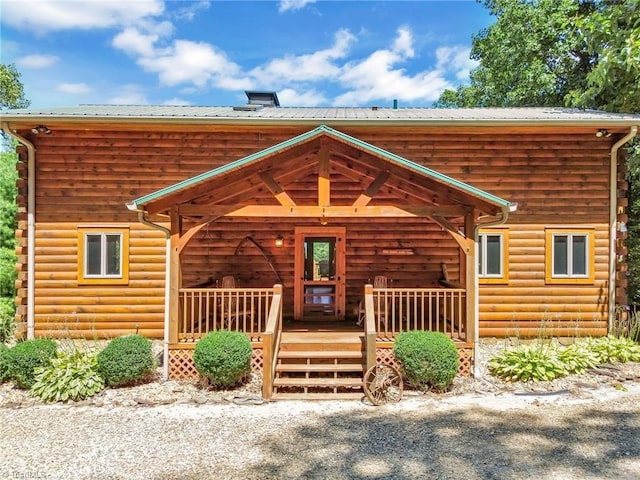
[127,125,514,398]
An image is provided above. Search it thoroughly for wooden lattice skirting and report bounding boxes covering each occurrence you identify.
[169,346,264,381]
[169,343,473,381]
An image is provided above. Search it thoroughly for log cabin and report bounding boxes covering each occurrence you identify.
[2,96,639,399]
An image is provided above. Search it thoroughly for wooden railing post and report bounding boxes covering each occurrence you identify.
[364,284,376,372]
[262,284,283,400]
[169,207,181,344]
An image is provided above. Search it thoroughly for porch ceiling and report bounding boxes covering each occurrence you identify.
[127,125,514,218]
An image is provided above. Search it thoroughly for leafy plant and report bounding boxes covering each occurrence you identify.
[0,343,11,382]
[30,349,104,402]
[0,297,15,343]
[193,330,252,388]
[556,343,599,374]
[393,330,459,392]
[7,338,57,388]
[490,335,640,383]
[488,344,567,382]
[582,335,640,364]
[96,334,154,387]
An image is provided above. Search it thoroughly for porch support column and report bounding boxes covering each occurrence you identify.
[169,206,182,344]
[464,210,477,350]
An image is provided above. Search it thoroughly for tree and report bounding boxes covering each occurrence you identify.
[0,63,30,110]
[435,0,640,303]
[0,63,29,335]
[567,0,640,113]
[435,0,639,112]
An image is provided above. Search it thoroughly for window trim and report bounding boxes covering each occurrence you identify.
[77,227,129,285]
[545,228,595,285]
[478,228,509,284]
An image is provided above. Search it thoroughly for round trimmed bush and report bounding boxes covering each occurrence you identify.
[97,334,155,387]
[393,330,459,392]
[193,330,252,388]
[0,343,11,383]
[8,338,57,388]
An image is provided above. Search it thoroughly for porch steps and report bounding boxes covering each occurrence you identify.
[271,331,366,400]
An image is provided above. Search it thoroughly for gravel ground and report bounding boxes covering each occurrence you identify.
[1,341,640,480]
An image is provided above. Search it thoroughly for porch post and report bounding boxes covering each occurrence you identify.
[464,210,477,347]
[169,206,181,344]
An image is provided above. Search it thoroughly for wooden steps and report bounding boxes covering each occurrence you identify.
[271,331,366,400]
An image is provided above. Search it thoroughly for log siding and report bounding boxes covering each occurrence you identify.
[15,125,616,338]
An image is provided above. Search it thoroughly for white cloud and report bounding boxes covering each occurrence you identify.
[175,0,210,21]
[392,27,414,58]
[16,54,59,69]
[333,27,453,106]
[56,83,92,94]
[162,98,192,106]
[1,0,165,34]
[277,88,327,107]
[436,46,477,81]
[108,85,148,105]
[278,0,316,13]
[112,27,160,57]
[137,39,245,88]
[250,29,355,86]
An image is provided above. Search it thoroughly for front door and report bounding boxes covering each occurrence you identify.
[294,227,346,321]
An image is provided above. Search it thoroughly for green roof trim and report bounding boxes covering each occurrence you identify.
[127,125,512,212]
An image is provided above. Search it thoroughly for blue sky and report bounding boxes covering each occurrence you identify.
[1,1,494,108]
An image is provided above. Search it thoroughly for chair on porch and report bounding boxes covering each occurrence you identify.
[356,275,389,327]
[219,275,253,329]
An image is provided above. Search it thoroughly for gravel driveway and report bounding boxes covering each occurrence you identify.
[2,384,640,480]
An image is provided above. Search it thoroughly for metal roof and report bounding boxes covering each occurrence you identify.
[3,105,640,126]
[128,124,513,214]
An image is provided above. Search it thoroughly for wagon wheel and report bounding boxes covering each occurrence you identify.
[363,363,403,406]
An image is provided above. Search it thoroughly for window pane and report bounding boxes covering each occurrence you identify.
[553,235,568,275]
[572,235,587,276]
[105,234,121,276]
[86,234,102,276]
[486,235,501,275]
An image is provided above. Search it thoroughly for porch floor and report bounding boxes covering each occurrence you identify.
[282,318,361,333]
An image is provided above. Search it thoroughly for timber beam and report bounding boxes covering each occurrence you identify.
[178,204,468,218]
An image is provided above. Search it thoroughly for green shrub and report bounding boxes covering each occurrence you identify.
[583,335,640,364]
[393,330,459,392]
[0,297,16,344]
[8,338,57,388]
[30,350,105,402]
[96,334,154,387]
[488,344,567,382]
[556,343,600,374]
[193,330,252,388]
[0,343,11,382]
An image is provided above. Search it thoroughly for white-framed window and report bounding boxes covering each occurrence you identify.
[545,228,594,284]
[478,228,509,284]
[78,227,129,285]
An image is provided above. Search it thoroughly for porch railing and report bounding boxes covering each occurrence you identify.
[262,284,283,400]
[366,287,467,341]
[178,287,275,342]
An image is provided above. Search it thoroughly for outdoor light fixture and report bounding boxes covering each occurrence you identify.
[595,128,611,138]
[31,125,51,135]
[274,236,284,247]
